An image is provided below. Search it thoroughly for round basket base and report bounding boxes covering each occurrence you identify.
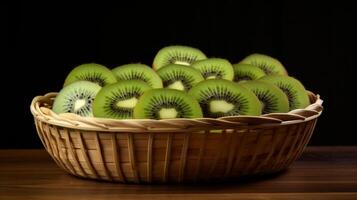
[35,119,317,183]
[31,92,322,183]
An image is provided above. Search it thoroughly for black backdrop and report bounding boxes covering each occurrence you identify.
[3,1,356,148]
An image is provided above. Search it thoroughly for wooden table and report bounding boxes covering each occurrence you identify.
[1,147,356,200]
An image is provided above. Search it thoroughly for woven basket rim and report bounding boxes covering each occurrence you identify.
[30,92,323,132]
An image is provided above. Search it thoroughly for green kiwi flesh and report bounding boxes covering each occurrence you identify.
[188,79,261,118]
[93,80,152,119]
[259,75,310,110]
[133,89,203,119]
[64,63,117,87]
[52,81,101,117]
[233,64,266,82]
[240,80,289,114]
[152,45,207,70]
[191,58,234,81]
[239,54,288,75]
[112,64,163,88]
[157,64,204,91]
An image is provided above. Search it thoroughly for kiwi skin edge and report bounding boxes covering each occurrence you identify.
[64,63,117,87]
[152,45,207,70]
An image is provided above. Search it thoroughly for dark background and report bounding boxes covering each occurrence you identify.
[3,1,356,148]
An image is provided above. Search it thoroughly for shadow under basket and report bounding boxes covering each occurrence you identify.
[30,92,323,184]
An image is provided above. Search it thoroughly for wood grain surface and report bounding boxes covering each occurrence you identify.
[1,147,356,200]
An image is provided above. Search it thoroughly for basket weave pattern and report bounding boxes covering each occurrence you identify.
[30,92,323,183]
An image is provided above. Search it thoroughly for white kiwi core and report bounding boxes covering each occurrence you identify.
[159,108,178,119]
[206,75,217,79]
[174,61,190,66]
[167,81,185,91]
[74,99,86,112]
[210,100,234,113]
[116,97,138,108]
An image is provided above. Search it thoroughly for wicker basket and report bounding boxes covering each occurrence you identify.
[30,92,323,183]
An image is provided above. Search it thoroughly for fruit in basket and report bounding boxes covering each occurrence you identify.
[238,53,288,75]
[64,63,117,87]
[93,80,152,119]
[259,75,310,110]
[152,45,207,70]
[112,64,163,88]
[188,79,261,118]
[239,80,289,114]
[133,89,203,119]
[191,58,234,81]
[52,81,101,117]
[157,64,204,91]
[54,46,312,119]
[233,64,266,82]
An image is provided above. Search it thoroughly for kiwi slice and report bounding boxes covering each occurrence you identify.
[259,75,310,110]
[52,81,101,117]
[112,64,163,88]
[93,80,152,119]
[239,54,288,75]
[191,58,234,80]
[152,45,207,70]
[64,63,117,87]
[157,64,204,91]
[188,79,261,118]
[240,80,289,114]
[233,64,266,82]
[133,89,203,119]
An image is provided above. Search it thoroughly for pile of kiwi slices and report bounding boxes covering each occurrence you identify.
[52,45,311,120]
